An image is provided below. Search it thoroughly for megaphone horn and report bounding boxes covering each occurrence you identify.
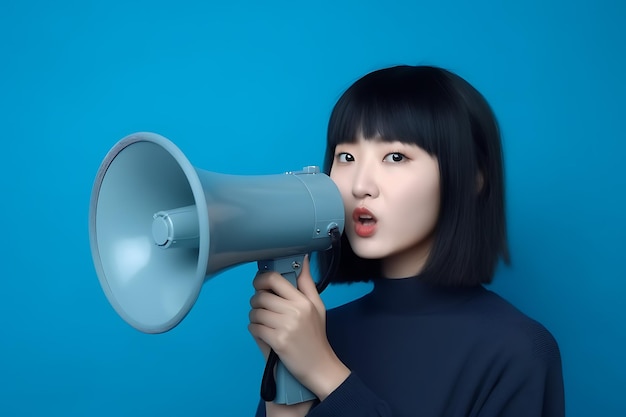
[89,132,344,404]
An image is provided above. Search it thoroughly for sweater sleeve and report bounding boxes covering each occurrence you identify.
[307,350,564,417]
[252,374,391,417]
[306,373,392,417]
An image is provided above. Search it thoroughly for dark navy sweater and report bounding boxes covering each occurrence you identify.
[256,277,565,416]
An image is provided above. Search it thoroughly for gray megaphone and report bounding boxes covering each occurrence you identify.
[88,132,344,405]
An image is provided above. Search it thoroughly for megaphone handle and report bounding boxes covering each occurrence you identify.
[257,255,317,405]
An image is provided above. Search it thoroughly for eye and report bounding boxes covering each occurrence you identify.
[383,152,406,163]
[336,152,355,163]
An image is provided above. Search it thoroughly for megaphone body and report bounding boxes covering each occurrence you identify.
[89,132,344,404]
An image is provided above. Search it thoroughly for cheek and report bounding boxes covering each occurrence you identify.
[330,171,349,199]
[395,180,440,229]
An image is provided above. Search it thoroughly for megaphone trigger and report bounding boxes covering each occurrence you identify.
[257,255,306,287]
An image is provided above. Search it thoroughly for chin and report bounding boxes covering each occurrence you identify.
[349,241,390,260]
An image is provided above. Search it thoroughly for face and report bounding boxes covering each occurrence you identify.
[330,136,440,278]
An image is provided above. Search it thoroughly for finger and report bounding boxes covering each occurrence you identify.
[254,271,301,300]
[250,289,298,316]
[247,324,272,359]
[249,289,278,309]
[247,323,274,353]
[252,271,276,290]
[248,321,290,355]
[248,307,286,329]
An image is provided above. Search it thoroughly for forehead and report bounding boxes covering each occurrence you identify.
[332,132,425,152]
[336,135,414,148]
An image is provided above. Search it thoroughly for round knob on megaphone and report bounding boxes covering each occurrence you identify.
[151,205,200,249]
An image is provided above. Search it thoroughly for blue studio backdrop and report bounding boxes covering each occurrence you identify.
[1,1,624,416]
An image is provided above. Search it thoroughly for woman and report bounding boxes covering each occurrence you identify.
[248,65,565,416]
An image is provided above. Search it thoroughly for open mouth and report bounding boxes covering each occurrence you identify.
[358,214,375,225]
[352,207,377,237]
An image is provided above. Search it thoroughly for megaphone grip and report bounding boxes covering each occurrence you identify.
[257,255,317,405]
[257,227,341,405]
[260,349,317,405]
[260,350,279,402]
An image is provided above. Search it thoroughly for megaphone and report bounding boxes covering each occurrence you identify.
[88,132,344,405]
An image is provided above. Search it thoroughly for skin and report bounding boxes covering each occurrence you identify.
[248,135,441,416]
[331,136,440,278]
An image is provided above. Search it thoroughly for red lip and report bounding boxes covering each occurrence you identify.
[352,207,377,237]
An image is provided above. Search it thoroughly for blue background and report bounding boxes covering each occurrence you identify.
[1,0,624,415]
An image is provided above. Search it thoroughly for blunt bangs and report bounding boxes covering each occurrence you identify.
[323,66,450,173]
[319,65,509,287]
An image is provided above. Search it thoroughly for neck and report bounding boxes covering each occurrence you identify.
[381,236,433,278]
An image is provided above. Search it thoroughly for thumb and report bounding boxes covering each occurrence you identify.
[296,254,322,302]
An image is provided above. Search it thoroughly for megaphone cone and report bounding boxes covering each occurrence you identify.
[89,133,210,333]
[89,132,344,404]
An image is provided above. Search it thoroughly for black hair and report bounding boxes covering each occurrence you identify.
[317,65,509,287]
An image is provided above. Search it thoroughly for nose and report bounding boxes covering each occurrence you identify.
[352,164,379,199]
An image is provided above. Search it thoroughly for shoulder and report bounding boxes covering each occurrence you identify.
[467,289,562,366]
[466,291,566,413]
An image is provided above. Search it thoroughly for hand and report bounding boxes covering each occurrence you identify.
[248,255,350,400]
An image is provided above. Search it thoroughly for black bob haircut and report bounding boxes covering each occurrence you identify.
[317,65,509,287]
